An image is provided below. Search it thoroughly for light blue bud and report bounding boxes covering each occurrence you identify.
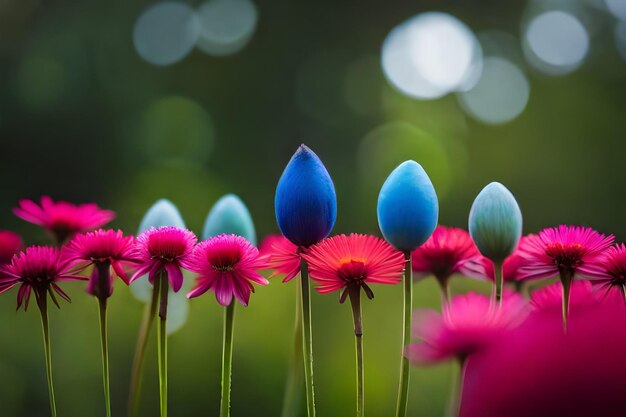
[468,182,522,262]
[202,194,256,245]
[377,160,439,252]
[137,198,186,233]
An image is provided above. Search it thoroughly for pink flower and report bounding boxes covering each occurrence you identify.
[592,243,626,299]
[186,234,269,306]
[259,234,301,282]
[130,226,197,292]
[0,230,23,264]
[14,196,115,243]
[412,226,490,283]
[0,246,85,310]
[64,229,138,299]
[407,292,527,364]
[517,225,613,280]
[302,234,405,302]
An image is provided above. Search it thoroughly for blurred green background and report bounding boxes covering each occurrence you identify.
[1,0,625,415]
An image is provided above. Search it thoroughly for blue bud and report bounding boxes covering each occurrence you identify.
[138,198,186,233]
[468,182,522,262]
[275,144,337,247]
[377,160,439,252]
[202,194,257,244]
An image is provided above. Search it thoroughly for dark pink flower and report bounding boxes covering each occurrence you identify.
[412,226,489,283]
[259,234,301,283]
[130,226,197,292]
[407,292,527,365]
[460,289,626,417]
[14,196,115,243]
[64,229,137,299]
[302,234,404,302]
[0,230,23,264]
[592,243,626,299]
[517,225,613,280]
[0,246,85,310]
[186,234,268,306]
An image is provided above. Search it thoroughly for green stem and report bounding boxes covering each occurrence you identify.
[560,270,573,333]
[127,280,160,417]
[37,290,57,417]
[221,302,236,417]
[98,298,112,417]
[348,285,364,417]
[157,273,169,417]
[446,360,465,417]
[281,281,304,417]
[494,262,503,308]
[300,258,316,417]
[438,277,450,308]
[395,251,412,417]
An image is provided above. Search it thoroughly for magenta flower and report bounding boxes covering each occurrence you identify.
[302,234,405,300]
[14,196,115,243]
[593,243,626,300]
[0,230,23,264]
[0,246,84,310]
[407,292,527,365]
[517,225,613,280]
[186,234,268,306]
[130,226,196,292]
[259,234,302,282]
[64,229,138,299]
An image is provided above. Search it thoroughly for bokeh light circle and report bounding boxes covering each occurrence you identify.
[196,0,258,56]
[382,12,482,100]
[606,0,626,21]
[524,11,589,75]
[457,57,530,125]
[133,2,201,66]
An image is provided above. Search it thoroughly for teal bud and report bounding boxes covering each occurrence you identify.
[202,194,256,245]
[468,182,522,262]
[377,160,439,252]
[138,198,186,233]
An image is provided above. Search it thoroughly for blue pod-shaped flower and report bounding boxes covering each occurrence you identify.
[202,194,257,244]
[377,160,439,252]
[468,182,522,262]
[275,144,337,247]
[138,198,186,233]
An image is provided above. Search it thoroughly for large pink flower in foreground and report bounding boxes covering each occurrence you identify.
[0,230,23,264]
[259,234,301,282]
[517,225,613,280]
[302,234,404,302]
[65,229,138,298]
[130,226,196,292]
[0,246,85,310]
[460,284,626,417]
[407,292,527,364]
[14,196,115,243]
[186,234,268,306]
[412,226,490,284]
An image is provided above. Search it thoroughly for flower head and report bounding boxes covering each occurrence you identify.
[594,243,626,298]
[411,226,488,284]
[377,160,438,252]
[259,234,301,282]
[64,229,137,298]
[407,292,527,365]
[468,182,522,262]
[130,226,197,292]
[0,246,85,310]
[302,234,405,302]
[275,144,337,247]
[186,234,268,306]
[202,194,257,244]
[0,230,23,264]
[14,196,115,243]
[517,225,613,281]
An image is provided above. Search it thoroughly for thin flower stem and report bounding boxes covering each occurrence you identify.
[348,285,364,417]
[127,280,160,417]
[395,251,412,417]
[446,360,465,417]
[157,273,169,417]
[98,298,112,417]
[300,258,316,417]
[37,291,57,417]
[221,301,236,417]
[280,281,304,417]
[438,278,450,308]
[560,270,573,333]
[494,262,503,308]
